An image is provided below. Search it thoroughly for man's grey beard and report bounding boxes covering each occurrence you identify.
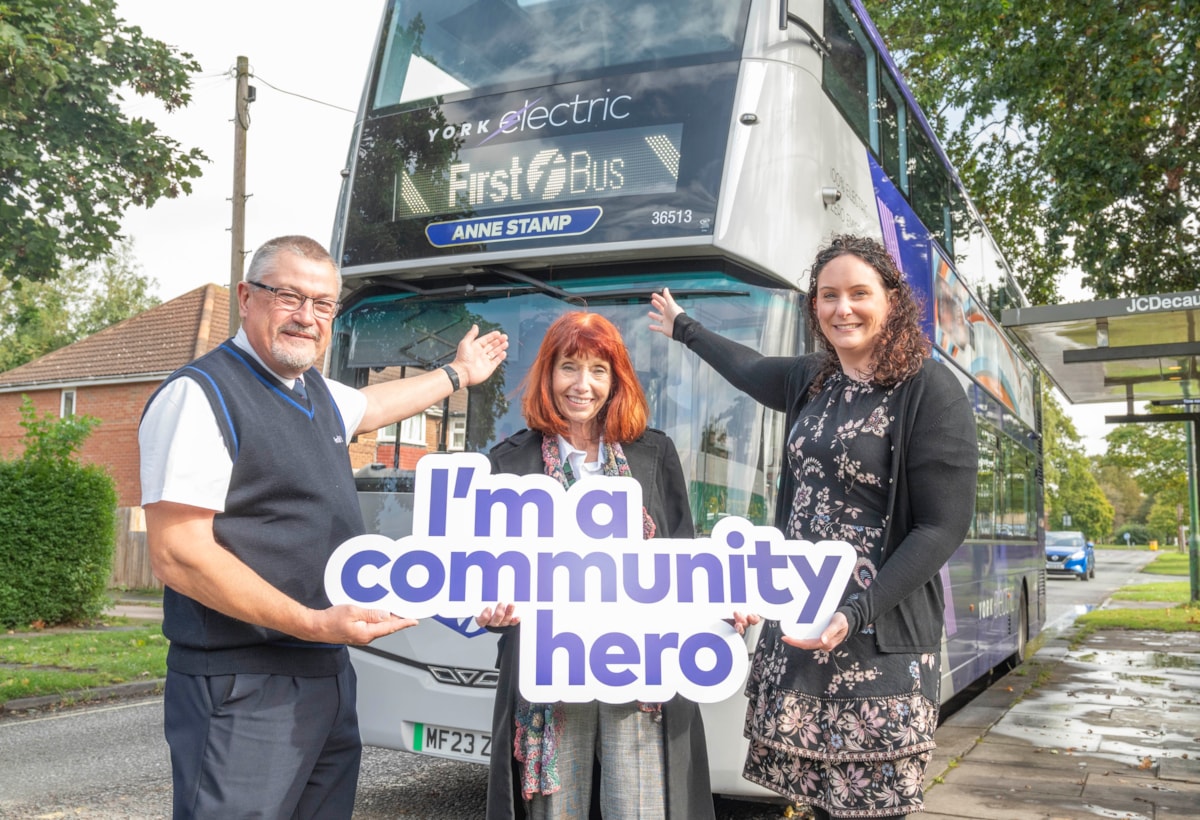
[271,330,319,372]
[273,347,318,371]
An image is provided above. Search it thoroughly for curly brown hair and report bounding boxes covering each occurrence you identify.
[804,234,929,394]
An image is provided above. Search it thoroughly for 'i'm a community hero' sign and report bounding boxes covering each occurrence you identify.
[325,452,854,704]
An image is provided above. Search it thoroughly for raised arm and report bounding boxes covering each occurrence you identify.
[650,287,798,413]
[647,286,688,340]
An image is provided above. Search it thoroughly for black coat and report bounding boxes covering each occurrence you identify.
[483,428,716,820]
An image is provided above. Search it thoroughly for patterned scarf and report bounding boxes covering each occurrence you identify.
[511,435,658,800]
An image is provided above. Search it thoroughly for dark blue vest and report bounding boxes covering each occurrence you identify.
[145,341,364,676]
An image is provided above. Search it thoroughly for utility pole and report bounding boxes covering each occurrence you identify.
[229,55,254,336]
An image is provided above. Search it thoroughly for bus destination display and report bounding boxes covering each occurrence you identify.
[395,124,683,220]
[340,63,740,267]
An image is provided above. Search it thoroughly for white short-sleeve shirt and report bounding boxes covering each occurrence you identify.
[138,331,368,511]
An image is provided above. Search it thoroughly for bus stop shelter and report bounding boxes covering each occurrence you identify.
[1001,289,1200,602]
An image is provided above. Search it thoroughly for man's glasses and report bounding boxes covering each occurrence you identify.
[247,280,340,320]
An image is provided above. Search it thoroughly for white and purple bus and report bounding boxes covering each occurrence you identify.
[327,0,1047,798]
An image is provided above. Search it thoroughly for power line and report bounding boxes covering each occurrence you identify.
[251,73,356,114]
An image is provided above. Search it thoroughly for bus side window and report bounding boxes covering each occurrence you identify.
[822,0,871,145]
[877,73,907,194]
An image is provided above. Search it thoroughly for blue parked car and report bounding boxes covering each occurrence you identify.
[1045,530,1096,580]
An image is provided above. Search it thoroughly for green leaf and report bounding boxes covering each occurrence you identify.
[863,0,1200,299]
[0,0,206,284]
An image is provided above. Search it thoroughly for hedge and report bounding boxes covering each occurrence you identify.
[0,442,117,628]
[0,403,115,629]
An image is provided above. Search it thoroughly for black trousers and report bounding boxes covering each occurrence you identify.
[163,664,361,819]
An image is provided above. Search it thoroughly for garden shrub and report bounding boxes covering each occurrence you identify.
[1114,522,1153,548]
[0,398,116,628]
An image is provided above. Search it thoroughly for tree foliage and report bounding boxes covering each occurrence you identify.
[1101,409,1189,501]
[1146,488,1190,546]
[1095,462,1147,530]
[1042,388,1114,539]
[1100,408,1191,542]
[864,1,1200,301]
[1039,387,1080,501]
[1055,450,1116,541]
[13,393,98,462]
[0,0,206,284]
[0,240,160,372]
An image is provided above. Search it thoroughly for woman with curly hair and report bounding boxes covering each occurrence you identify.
[649,235,978,819]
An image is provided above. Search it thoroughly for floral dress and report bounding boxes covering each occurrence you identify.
[742,371,940,818]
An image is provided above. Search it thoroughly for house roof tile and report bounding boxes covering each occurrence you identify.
[0,284,230,389]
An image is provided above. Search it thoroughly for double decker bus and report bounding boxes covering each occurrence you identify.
[328,0,1047,797]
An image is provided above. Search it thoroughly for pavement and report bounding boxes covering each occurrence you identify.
[104,597,165,622]
[923,622,1200,819]
[5,596,1200,819]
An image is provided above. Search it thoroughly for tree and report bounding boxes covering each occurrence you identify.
[864,1,1200,301]
[1054,450,1116,541]
[1101,408,1190,543]
[1095,462,1147,531]
[0,0,206,284]
[1102,410,1189,501]
[1146,484,1189,547]
[1042,388,1114,539]
[1039,387,1078,508]
[0,240,160,371]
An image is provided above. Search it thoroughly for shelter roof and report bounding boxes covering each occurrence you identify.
[1001,289,1200,420]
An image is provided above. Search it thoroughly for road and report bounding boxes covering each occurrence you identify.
[1040,546,1156,634]
[0,550,1154,819]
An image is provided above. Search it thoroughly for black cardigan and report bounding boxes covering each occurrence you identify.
[673,313,978,652]
[483,428,715,820]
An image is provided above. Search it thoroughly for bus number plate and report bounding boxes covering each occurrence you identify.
[413,722,491,762]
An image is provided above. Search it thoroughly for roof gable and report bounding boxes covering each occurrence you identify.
[0,284,230,389]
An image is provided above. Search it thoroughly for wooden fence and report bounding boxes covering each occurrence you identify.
[109,506,162,590]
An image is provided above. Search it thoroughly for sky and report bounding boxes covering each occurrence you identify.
[1055,392,1120,456]
[114,0,385,301]
[110,0,1122,455]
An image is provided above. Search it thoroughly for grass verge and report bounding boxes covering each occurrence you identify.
[1071,549,1200,641]
[1,625,167,704]
[1112,581,1192,602]
[1140,551,1192,575]
[1074,602,1200,637]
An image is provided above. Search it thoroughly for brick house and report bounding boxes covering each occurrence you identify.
[0,284,232,505]
[0,284,459,585]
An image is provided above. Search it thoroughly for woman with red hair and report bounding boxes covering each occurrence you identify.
[477,311,716,820]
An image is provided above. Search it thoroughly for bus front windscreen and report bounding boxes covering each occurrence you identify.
[370,0,749,110]
[331,272,802,534]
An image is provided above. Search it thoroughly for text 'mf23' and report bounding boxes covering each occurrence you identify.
[325,453,854,704]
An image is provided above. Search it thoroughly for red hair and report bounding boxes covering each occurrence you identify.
[521,312,648,443]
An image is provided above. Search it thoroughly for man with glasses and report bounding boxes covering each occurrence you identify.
[138,235,508,818]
